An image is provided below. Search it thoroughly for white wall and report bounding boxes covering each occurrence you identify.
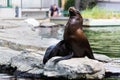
[0,0,58,8]
[22,0,41,8]
[12,0,21,7]
[0,0,7,7]
[11,0,58,9]
[42,0,58,8]
[0,8,15,18]
[98,0,120,2]
[97,2,120,12]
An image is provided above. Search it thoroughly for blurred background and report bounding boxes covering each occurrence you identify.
[0,0,120,18]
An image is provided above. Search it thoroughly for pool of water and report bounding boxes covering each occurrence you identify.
[84,26,120,57]
[38,26,120,57]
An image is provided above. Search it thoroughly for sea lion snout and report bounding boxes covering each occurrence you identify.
[69,7,80,17]
[69,7,76,12]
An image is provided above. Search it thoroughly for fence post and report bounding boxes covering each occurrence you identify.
[7,0,10,7]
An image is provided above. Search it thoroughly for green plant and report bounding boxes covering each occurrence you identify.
[58,0,61,8]
[64,0,75,11]
[81,6,120,19]
[80,0,97,10]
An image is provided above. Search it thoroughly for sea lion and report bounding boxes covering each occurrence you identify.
[63,7,95,59]
[43,7,95,64]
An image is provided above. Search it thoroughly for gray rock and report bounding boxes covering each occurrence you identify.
[44,57,105,79]
[0,45,120,79]
[0,20,60,51]
[40,22,57,27]
[0,47,20,65]
[104,57,120,74]
[104,62,120,73]
[112,58,120,63]
[11,51,44,75]
[94,53,113,62]
[24,18,40,26]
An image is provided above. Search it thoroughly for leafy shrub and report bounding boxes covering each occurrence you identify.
[80,0,97,10]
[64,0,75,11]
[81,7,120,19]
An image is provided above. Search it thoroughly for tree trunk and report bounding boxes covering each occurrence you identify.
[75,0,81,10]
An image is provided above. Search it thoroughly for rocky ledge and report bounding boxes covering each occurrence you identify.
[0,47,120,79]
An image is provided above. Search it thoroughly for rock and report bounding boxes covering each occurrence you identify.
[44,57,105,79]
[0,20,60,52]
[104,58,120,74]
[112,58,120,63]
[0,47,20,74]
[11,51,44,77]
[0,47,20,65]
[24,18,40,27]
[40,22,57,27]
[93,55,120,77]
[94,53,113,62]
[104,62,120,73]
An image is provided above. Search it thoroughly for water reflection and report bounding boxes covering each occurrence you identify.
[37,22,64,40]
[84,26,120,57]
[38,25,120,57]
[0,74,43,80]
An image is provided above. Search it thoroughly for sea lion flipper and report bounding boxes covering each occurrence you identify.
[53,52,74,64]
[43,45,56,64]
[85,49,95,59]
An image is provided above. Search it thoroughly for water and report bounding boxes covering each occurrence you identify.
[38,25,120,57]
[0,73,44,80]
[84,26,120,57]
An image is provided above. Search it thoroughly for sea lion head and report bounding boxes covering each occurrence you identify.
[69,7,81,18]
[68,7,83,26]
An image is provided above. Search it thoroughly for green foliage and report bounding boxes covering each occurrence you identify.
[64,0,96,10]
[58,0,61,8]
[81,7,120,19]
[80,0,97,10]
[84,27,120,57]
[63,0,96,16]
[64,0,75,11]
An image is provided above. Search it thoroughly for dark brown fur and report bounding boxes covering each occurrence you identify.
[43,40,72,64]
[64,7,95,59]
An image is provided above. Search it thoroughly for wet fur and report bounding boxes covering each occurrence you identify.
[63,7,95,59]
